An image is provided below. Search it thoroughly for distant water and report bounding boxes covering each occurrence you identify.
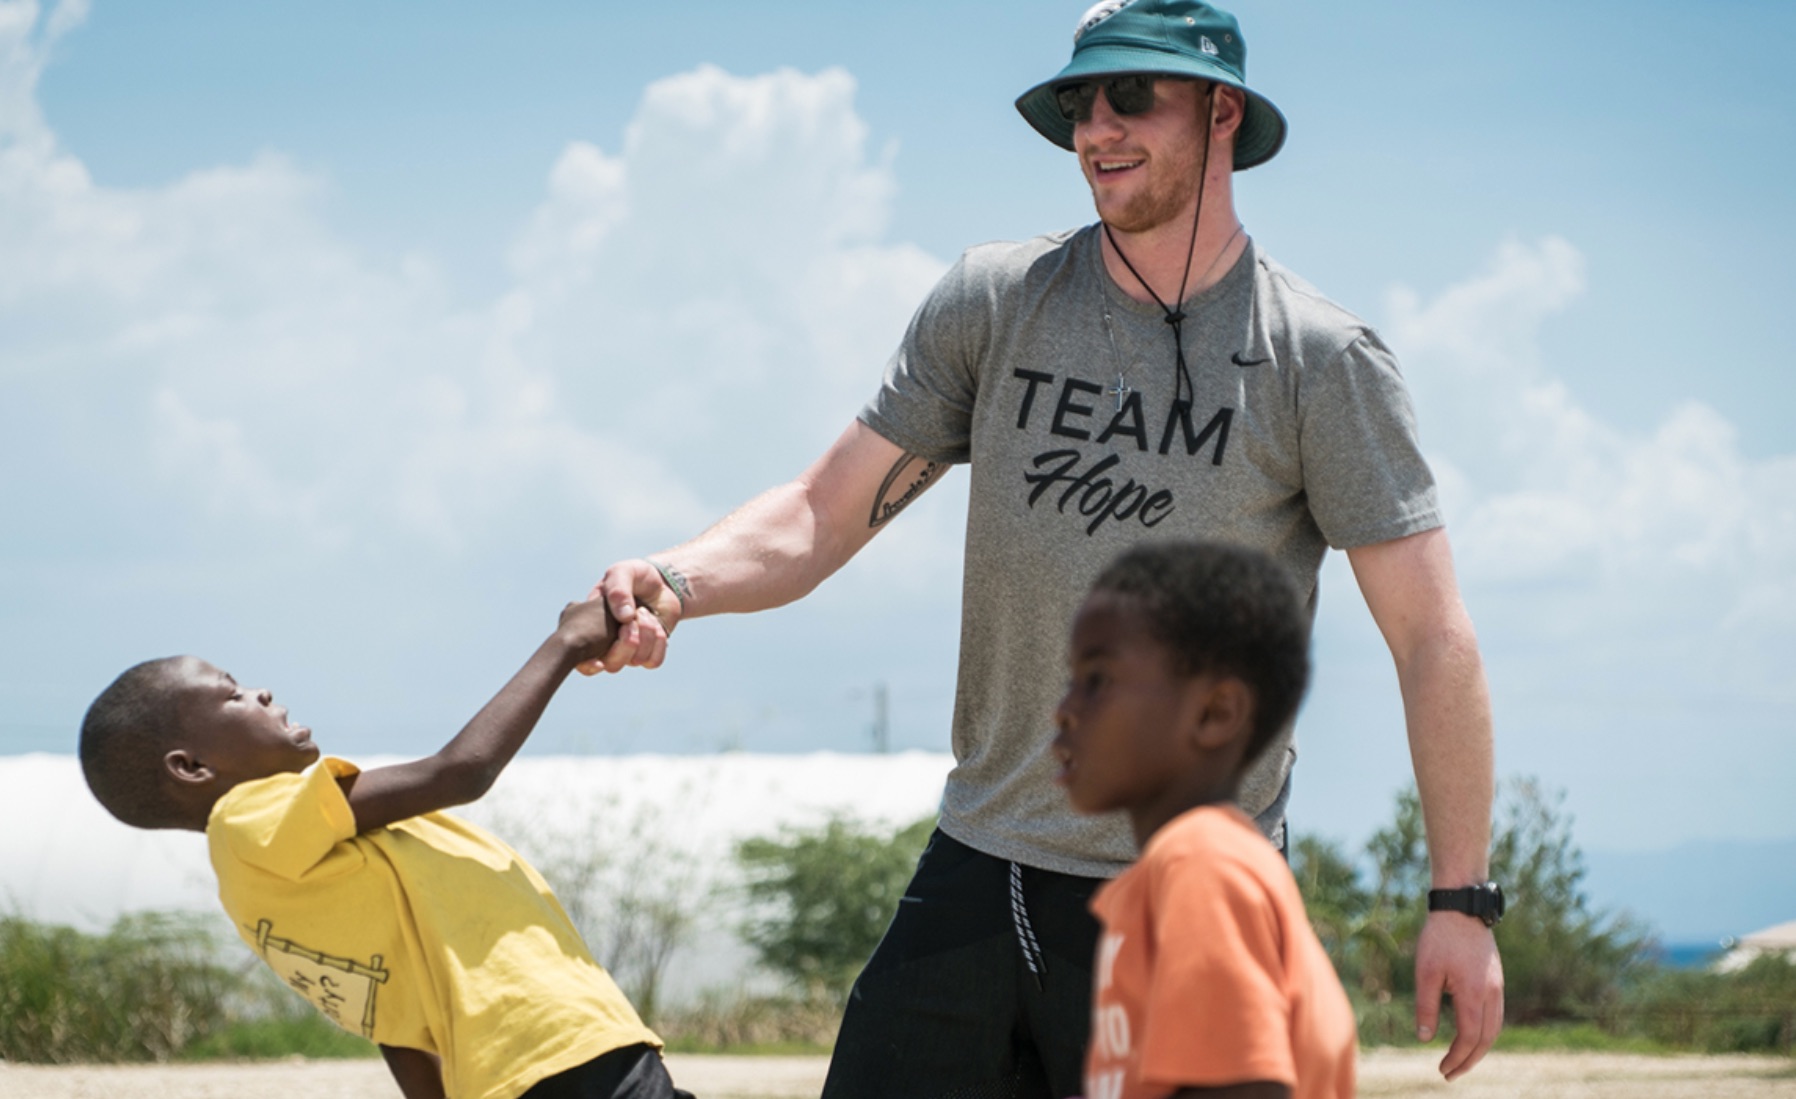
[1654,942,1724,970]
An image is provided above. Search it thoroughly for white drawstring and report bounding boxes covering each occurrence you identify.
[1008,860,1047,990]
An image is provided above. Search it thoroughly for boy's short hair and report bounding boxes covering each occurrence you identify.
[1090,540,1311,766]
[79,657,189,830]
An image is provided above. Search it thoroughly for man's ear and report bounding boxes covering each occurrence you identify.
[1211,85,1245,141]
[164,748,214,786]
[1189,675,1254,751]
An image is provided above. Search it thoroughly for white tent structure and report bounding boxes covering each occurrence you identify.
[1716,919,1796,973]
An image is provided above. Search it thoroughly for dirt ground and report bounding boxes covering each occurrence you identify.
[1,1050,1793,1098]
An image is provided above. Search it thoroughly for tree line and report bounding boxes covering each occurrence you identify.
[3,776,1791,1062]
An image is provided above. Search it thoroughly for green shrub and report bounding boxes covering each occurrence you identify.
[0,911,236,1062]
[182,963,377,1061]
[1489,1021,1666,1054]
[1620,955,1796,1054]
[1294,780,1796,1056]
[657,989,840,1054]
[183,1013,377,1060]
[1293,778,1652,1031]
[1486,779,1654,1023]
[736,814,934,1004]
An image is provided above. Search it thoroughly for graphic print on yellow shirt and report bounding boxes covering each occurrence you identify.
[253,919,389,1037]
[208,758,660,1099]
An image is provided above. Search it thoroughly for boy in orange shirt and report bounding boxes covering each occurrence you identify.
[1053,541,1357,1099]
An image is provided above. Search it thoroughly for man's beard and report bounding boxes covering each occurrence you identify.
[1084,112,1214,235]
[1088,130,1209,235]
[1099,172,1200,234]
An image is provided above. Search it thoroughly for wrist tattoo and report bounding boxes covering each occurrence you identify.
[870,453,947,529]
[646,558,691,611]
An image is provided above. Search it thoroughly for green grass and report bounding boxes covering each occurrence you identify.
[1491,1022,1676,1055]
[653,991,841,1055]
[661,1036,834,1056]
[182,1014,379,1061]
[0,911,235,1063]
[1353,996,1700,1057]
[9,908,1787,1064]
[0,910,382,1064]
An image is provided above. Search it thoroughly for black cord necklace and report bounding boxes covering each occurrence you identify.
[1101,85,1219,410]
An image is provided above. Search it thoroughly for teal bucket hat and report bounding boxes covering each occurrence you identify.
[1015,0,1287,171]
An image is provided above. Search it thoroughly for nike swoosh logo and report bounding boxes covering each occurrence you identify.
[1231,352,1270,367]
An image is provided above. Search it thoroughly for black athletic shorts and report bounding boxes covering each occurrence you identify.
[820,829,1106,1099]
[521,1042,693,1099]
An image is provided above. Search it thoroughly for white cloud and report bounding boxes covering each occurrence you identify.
[150,388,342,548]
[1,10,947,580]
[503,65,942,465]
[489,62,956,587]
[507,142,630,297]
[1386,237,1796,697]
[0,1,74,154]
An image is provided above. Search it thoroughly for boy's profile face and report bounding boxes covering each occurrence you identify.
[1052,591,1210,819]
[167,657,320,789]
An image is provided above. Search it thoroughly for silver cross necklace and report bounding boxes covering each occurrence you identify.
[1099,222,1245,413]
[1100,308,1136,413]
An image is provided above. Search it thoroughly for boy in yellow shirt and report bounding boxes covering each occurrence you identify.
[79,599,692,1099]
[1052,541,1357,1099]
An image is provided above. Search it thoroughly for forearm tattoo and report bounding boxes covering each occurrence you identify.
[869,452,947,529]
[647,558,693,611]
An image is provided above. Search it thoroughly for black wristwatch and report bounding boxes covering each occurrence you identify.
[1427,882,1505,928]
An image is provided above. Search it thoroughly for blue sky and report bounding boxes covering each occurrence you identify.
[3,0,1792,857]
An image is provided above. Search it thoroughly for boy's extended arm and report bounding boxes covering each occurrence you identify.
[339,600,620,833]
[380,1044,447,1099]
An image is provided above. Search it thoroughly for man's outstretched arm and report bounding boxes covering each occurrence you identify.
[1347,526,1504,1082]
[588,419,948,671]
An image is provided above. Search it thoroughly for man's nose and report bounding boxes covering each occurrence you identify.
[1077,92,1128,146]
[1089,88,1129,133]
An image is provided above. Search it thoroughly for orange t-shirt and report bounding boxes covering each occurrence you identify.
[1085,804,1356,1099]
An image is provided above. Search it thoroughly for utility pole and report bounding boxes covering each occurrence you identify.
[871,681,890,754]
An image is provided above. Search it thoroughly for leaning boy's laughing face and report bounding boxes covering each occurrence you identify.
[170,657,320,787]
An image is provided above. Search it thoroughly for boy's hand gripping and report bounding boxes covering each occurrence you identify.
[577,558,684,675]
[556,598,625,668]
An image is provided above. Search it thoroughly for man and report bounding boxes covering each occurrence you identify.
[592,1,1504,1094]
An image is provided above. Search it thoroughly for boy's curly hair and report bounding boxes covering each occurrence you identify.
[1090,540,1311,767]
[79,657,190,830]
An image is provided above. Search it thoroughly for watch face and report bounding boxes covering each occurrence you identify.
[1472,883,1504,926]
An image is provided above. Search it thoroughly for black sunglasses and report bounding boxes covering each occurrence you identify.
[1054,74,1162,123]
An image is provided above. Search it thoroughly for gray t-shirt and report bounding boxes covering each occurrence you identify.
[860,227,1441,878]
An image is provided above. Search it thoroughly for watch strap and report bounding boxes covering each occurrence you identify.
[1427,882,1505,927]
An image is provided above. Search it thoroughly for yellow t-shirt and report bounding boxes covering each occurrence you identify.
[208,758,660,1099]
